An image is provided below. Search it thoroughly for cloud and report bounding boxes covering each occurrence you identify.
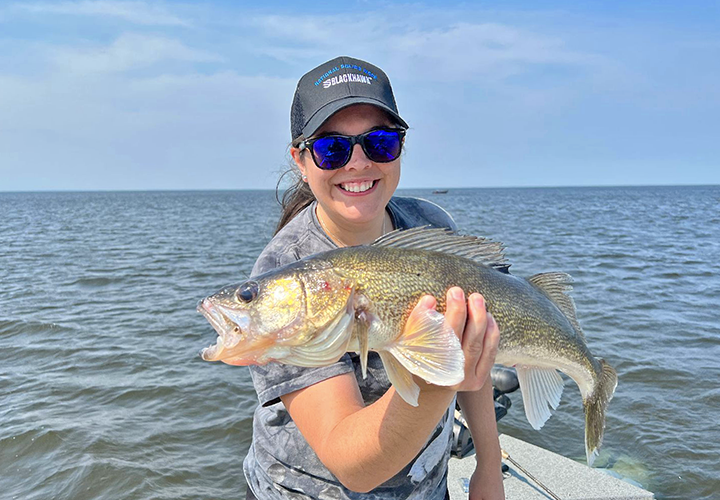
[50,33,222,73]
[248,14,604,83]
[14,0,189,26]
[390,22,594,79]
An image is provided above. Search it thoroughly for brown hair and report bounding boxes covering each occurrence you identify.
[274,137,314,235]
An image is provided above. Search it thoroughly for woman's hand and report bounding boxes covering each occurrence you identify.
[414,287,500,392]
[469,463,506,500]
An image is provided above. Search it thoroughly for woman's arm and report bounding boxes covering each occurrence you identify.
[457,384,505,500]
[281,288,500,492]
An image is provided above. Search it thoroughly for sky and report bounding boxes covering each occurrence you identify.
[1,0,719,191]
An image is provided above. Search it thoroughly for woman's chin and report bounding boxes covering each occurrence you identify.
[332,192,388,223]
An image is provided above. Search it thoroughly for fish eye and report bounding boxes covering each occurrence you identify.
[236,281,259,303]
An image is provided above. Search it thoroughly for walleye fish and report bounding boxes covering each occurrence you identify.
[198,227,617,465]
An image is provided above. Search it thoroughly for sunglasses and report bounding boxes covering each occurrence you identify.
[298,127,406,170]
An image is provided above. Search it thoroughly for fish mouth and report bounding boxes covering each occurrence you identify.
[197,299,249,361]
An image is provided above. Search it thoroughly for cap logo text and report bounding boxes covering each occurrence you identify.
[322,72,373,89]
[314,64,377,86]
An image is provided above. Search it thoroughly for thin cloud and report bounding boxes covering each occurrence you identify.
[50,33,223,73]
[388,22,598,81]
[249,14,604,83]
[14,1,190,26]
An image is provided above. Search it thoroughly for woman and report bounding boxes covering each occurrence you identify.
[242,56,504,500]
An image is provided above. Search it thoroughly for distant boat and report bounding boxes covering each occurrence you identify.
[433,189,449,194]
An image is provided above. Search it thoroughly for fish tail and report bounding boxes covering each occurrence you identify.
[583,359,618,466]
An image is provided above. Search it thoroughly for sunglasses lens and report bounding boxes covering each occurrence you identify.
[312,136,352,170]
[363,129,402,163]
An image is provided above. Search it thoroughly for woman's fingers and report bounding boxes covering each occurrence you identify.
[474,309,500,383]
[463,293,488,360]
[455,292,498,392]
[444,287,468,340]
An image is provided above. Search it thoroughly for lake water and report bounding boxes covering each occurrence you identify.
[1,186,719,500]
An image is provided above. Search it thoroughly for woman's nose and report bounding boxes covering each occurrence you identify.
[344,143,371,170]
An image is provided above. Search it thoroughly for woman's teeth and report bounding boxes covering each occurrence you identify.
[340,180,375,193]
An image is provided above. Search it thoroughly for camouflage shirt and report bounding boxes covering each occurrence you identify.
[244,196,458,500]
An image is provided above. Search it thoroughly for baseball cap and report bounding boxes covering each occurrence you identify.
[290,56,408,141]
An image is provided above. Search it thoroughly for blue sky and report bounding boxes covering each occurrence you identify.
[1,1,718,191]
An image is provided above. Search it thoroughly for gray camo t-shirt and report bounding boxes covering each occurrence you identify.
[243,196,458,500]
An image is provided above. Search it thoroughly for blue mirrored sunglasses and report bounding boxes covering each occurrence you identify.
[299,127,406,170]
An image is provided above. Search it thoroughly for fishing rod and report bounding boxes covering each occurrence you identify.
[501,449,562,500]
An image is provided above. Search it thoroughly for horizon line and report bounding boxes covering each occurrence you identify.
[1,183,718,194]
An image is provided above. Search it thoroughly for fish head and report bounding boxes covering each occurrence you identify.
[198,264,353,365]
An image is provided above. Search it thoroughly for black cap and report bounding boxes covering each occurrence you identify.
[290,56,408,141]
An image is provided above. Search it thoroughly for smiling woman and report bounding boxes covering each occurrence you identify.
[236,56,504,500]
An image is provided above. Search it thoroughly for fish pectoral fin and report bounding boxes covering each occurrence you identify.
[358,328,369,379]
[386,308,465,387]
[379,351,420,406]
[354,309,374,379]
[516,365,565,430]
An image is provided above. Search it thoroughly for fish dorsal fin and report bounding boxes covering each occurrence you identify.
[528,272,585,339]
[372,226,508,269]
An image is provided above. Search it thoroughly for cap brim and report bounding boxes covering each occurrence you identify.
[302,97,409,138]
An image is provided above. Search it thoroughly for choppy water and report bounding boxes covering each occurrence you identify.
[1,186,719,500]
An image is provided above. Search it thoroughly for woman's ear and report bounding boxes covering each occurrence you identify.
[290,148,307,178]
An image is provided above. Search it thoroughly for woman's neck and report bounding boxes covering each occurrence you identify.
[316,205,392,247]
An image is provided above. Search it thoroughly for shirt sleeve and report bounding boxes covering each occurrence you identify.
[249,355,355,407]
